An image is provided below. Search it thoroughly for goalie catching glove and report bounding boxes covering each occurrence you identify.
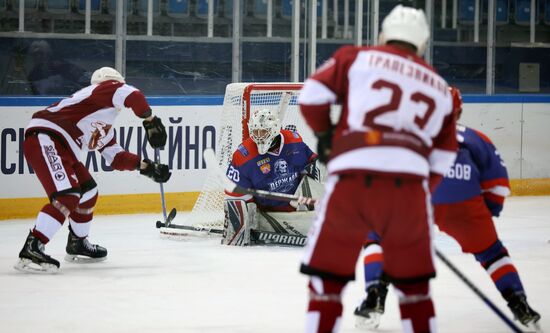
[140,159,171,183]
[143,116,167,148]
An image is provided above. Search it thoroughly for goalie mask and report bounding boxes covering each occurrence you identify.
[91,67,125,85]
[379,5,430,56]
[248,108,281,155]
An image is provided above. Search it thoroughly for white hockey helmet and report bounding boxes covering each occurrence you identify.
[248,108,281,155]
[90,67,125,85]
[379,5,430,56]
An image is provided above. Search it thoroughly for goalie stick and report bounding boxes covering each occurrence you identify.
[203,148,317,206]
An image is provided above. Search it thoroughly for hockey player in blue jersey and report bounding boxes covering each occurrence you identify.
[354,87,541,330]
[222,108,319,246]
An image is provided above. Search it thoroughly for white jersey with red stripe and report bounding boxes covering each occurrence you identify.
[298,44,458,179]
[26,80,151,168]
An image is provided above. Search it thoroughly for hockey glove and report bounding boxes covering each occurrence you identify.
[315,130,333,164]
[140,159,171,183]
[143,116,167,149]
[304,158,321,181]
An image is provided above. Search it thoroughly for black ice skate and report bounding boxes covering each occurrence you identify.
[65,228,107,263]
[354,280,389,330]
[14,231,60,273]
[506,292,541,331]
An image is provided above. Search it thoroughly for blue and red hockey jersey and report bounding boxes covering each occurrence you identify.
[432,125,510,216]
[225,130,316,210]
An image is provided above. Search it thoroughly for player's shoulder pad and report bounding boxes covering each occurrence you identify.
[281,129,303,144]
[461,125,494,145]
[232,138,259,166]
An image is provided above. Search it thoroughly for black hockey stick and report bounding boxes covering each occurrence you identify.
[154,148,170,226]
[203,149,317,205]
[155,207,177,228]
[156,208,223,235]
[435,249,524,333]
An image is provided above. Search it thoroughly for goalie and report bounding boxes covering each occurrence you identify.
[222,108,321,246]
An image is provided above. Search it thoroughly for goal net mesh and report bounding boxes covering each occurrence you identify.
[183,82,319,231]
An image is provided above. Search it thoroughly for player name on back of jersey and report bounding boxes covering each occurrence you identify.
[365,50,448,95]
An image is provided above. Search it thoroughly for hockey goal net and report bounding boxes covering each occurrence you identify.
[182,82,320,232]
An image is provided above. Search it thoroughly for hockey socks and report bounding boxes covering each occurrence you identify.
[395,282,436,333]
[362,242,384,289]
[474,240,524,297]
[305,277,345,333]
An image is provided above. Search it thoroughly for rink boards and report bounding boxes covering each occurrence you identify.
[0,95,549,219]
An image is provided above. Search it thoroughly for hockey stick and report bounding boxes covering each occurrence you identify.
[154,148,170,226]
[435,249,524,333]
[203,148,317,205]
[155,207,177,228]
[156,208,223,234]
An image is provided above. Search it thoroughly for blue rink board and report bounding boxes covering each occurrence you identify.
[0,94,549,107]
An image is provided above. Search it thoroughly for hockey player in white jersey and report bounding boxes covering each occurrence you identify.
[15,67,171,273]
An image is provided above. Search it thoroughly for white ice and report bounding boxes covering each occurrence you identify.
[0,196,549,333]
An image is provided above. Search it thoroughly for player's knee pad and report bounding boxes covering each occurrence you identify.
[308,276,346,300]
[393,280,431,305]
[306,276,345,333]
[222,200,256,246]
[50,192,81,219]
[71,179,98,222]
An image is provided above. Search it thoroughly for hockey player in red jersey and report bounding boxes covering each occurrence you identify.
[14,67,171,273]
[355,87,541,330]
[298,5,457,333]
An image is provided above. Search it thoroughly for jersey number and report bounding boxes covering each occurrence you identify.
[227,166,240,182]
[363,79,436,130]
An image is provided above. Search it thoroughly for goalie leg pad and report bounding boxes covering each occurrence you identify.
[222,200,256,246]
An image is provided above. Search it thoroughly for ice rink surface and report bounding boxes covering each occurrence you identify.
[0,196,548,333]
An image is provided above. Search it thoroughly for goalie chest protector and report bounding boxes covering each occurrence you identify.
[228,130,315,209]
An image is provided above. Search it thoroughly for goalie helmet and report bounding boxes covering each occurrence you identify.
[248,108,281,155]
[90,67,125,85]
[379,5,430,56]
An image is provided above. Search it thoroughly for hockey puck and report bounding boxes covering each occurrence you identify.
[156,221,163,228]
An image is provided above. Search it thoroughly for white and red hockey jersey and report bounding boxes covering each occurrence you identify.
[26,80,151,170]
[298,44,458,179]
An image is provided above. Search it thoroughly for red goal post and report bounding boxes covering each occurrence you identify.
[180,82,321,232]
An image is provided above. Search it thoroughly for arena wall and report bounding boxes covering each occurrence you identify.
[0,95,549,219]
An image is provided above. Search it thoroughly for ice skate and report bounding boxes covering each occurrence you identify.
[506,293,542,332]
[354,282,389,330]
[65,228,107,263]
[14,231,60,274]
